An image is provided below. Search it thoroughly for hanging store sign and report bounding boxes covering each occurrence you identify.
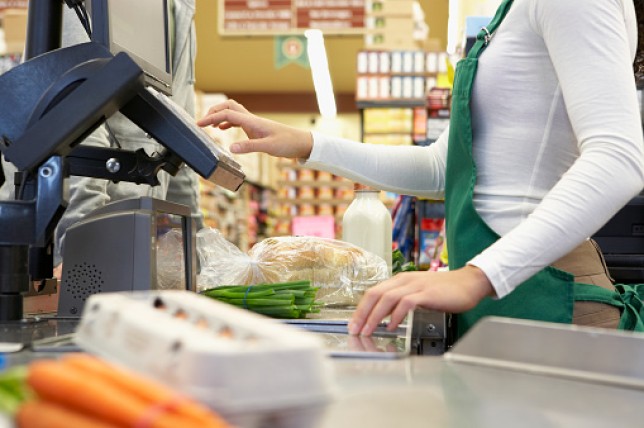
[274,35,309,69]
[220,0,366,36]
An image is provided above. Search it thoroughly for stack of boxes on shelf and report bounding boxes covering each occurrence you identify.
[275,159,354,239]
[364,0,416,51]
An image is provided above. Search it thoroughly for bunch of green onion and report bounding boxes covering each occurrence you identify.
[202,280,322,319]
[0,366,30,415]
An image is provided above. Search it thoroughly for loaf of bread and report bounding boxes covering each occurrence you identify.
[196,230,389,306]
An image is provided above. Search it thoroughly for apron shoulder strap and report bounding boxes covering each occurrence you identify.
[469,0,514,58]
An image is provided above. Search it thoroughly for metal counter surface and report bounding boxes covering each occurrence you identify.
[2,317,644,428]
[319,355,644,428]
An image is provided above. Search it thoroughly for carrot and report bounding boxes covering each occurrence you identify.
[60,353,229,428]
[16,400,120,428]
[26,360,213,428]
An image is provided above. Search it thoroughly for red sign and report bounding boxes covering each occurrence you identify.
[221,0,366,35]
[292,215,336,239]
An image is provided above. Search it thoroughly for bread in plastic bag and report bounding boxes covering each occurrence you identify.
[196,228,390,306]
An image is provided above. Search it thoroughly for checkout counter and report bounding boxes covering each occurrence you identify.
[3,305,644,428]
[3,269,644,428]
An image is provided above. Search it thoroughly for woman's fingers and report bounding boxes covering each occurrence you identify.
[223,99,250,114]
[197,101,251,128]
[349,267,494,337]
[347,334,366,351]
[203,99,249,118]
[197,109,242,128]
[197,99,314,159]
[198,104,224,126]
[230,138,272,154]
[388,292,425,330]
[359,280,423,336]
[359,335,381,352]
[349,274,410,335]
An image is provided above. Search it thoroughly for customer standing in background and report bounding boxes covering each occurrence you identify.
[198,0,644,337]
[0,0,204,275]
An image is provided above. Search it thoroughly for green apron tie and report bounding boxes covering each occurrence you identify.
[615,284,644,330]
[443,0,644,338]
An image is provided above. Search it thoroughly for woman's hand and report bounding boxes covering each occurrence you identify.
[197,99,313,159]
[348,265,495,336]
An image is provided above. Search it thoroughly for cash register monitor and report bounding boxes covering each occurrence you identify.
[85,0,245,191]
[88,0,173,95]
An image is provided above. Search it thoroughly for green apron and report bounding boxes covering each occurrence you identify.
[444,0,644,338]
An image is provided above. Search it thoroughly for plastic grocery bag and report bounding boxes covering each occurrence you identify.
[196,228,390,307]
[195,228,261,290]
[156,229,185,290]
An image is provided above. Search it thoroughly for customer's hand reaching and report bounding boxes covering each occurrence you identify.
[197,99,314,160]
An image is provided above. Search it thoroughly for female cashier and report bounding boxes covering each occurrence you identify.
[198,0,644,338]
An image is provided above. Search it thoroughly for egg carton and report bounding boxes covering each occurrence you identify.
[74,291,335,428]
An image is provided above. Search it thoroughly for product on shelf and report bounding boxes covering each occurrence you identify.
[275,162,354,239]
[418,217,446,271]
[318,186,334,199]
[300,204,316,216]
[356,49,449,102]
[317,171,333,181]
[298,169,316,181]
[281,168,297,181]
[318,203,334,216]
[299,186,315,199]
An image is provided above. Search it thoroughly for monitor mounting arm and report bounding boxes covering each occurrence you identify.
[0,46,162,322]
[0,1,244,322]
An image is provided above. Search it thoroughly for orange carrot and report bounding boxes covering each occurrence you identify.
[16,400,120,428]
[26,360,214,428]
[60,353,229,428]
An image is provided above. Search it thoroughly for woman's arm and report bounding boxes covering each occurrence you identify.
[198,100,451,198]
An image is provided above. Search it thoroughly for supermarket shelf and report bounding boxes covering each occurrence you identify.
[276,162,312,169]
[356,99,427,109]
[363,131,416,135]
[357,72,439,77]
[275,159,352,239]
[276,180,353,188]
[275,198,352,206]
[274,214,345,221]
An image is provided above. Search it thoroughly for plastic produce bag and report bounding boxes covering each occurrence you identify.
[196,228,390,306]
[196,228,261,289]
[156,229,185,290]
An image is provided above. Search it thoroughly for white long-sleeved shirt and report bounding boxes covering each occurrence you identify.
[305,0,644,298]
